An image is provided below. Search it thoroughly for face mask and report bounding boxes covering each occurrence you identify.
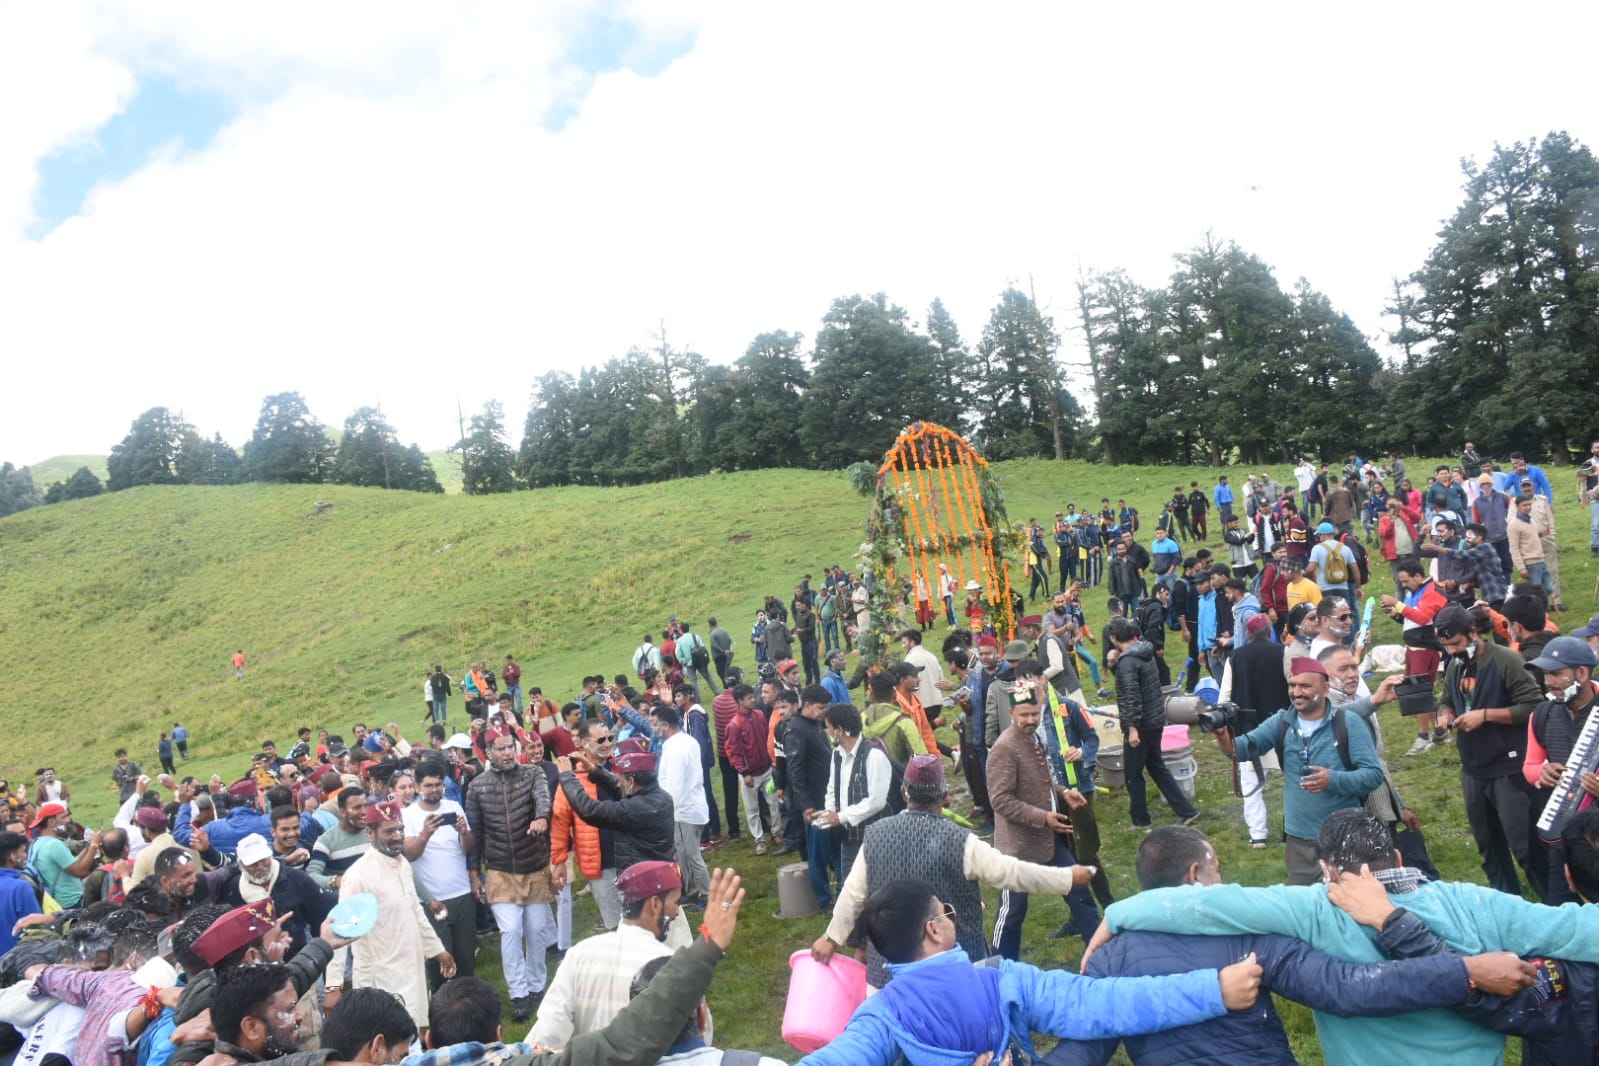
[1450,641,1476,662]
[1547,680,1582,704]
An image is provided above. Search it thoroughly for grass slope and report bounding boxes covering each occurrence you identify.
[3,457,1592,1064]
[25,454,110,488]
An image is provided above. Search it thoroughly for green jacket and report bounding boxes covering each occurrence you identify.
[1105,880,1599,1066]
[863,702,927,764]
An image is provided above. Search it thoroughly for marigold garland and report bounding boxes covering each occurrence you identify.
[856,422,1021,669]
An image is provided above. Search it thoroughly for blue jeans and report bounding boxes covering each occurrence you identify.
[433,697,448,723]
[1075,646,1103,687]
[505,683,522,717]
[1527,561,1556,599]
[822,617,840,652]
[805,822,840,908]
[1590,499,1599,550]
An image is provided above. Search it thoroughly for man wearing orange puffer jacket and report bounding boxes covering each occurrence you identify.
[551,718,623,931]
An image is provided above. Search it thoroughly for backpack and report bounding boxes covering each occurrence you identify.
[1167,578,1190,631]
[430,672,449,698]
[866,737,908,814]
[1248,567,1266,598]
[1273,706,1386,807]
[1339,533,1370,585]
[1321,544,1350,585]
[634,646,651,678]
[1134,599,1165,642]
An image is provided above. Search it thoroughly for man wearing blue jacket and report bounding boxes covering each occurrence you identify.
[1214,475,1236,524]
[798,877,1263,1066]
[1050,824,1528,1066]
[1230,656,1383,884]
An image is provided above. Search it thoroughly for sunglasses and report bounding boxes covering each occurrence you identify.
[928,903,957,925]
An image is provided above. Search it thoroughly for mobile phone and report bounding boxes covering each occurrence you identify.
[439,812,459,827]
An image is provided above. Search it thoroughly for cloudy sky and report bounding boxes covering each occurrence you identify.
[4,1,1595,465]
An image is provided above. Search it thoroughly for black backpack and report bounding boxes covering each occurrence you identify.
[430,672,449,698]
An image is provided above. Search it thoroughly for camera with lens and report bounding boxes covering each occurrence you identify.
[1164,692,1242,734]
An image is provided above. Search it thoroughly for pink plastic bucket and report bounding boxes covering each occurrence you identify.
[782,949,867,1052]
[1161,724,1192,751]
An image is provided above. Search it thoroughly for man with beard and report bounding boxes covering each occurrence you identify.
[1318,646,1439,880]
[987,674,1103,958]
[340,799,455,1033]
[465,734,551,1022]
[27,803,101,908]
[210,963,308,1063]
[200,834,331,955]
[306,788,372,892]
[528,861,686,1050]
[404,761,479,985]
[553,719,625,932]
[1224,657,1383,884]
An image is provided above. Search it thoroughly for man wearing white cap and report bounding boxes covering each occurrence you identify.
[199,833,332,956]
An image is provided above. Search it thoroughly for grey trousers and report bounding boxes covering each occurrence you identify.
[674,820,711,898]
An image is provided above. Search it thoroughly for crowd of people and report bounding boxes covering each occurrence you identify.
[2,441,1598,1066]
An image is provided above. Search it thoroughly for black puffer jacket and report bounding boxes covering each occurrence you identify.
[1113,640,1166,730]
[558,766,675,871]
[465,761,551,874]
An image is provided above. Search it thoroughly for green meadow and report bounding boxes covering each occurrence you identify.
[3,456,1592,1064]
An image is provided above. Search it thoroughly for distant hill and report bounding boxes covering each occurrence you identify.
[25,454,110,488]
[24,448,463,493]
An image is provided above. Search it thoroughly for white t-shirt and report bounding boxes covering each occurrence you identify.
[658,733,709,825]
[14,1003,83,1066]
[400,799,471,900]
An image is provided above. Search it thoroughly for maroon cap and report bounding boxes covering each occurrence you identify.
[615,738,650,756]
[229,778,258,800]
[777,658,800,673]
[616,860,682,903]
[1289,657,1328,677]
[134,807,169,831]
[1019,614,1044,627]
[191,901,275,966]
[1245,614,1272,638]
[904,754,945,786]
[976,636,1000,649]
[613,751,658,775]
[364,799,403,826]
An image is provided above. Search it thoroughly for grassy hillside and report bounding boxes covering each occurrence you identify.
[2,456,1591,1063]
[25,453,110,488]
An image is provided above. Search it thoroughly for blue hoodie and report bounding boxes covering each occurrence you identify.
[797,947,1226,1066]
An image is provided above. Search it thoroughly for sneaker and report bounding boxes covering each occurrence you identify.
[1180,813,1200,827]
[1432,728,1452,744]
[754,838,769,856]
[1046,921,1080,940]
[1096,687,1112,698]
[1405,735,1434,756]
[1250,839,1268,850]
[511,996,531,1022]
[1128,822,1153,833]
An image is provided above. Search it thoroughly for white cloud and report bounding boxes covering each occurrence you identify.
[4,1,1597,465]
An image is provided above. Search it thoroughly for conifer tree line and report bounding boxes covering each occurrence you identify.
[1,131,1592,516]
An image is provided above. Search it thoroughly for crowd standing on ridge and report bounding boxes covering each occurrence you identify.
[3,441,1599,1064]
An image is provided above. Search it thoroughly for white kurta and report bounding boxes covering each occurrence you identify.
[340,848,446,1030]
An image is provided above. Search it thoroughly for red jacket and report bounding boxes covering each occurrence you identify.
[1398,581,1449,627]
[1377,504,1424,562]
[711,690,739,753]
[724,709,772,776]
[1259,561,1290,615]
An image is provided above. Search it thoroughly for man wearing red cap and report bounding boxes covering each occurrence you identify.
[1225,657,1384,883]
[529,860,684,1050]
[339,799,455,1031]
[27,803,101,908]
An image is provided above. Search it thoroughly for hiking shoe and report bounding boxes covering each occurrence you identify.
[1405,735,1434,756]
[754,838,769,856]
